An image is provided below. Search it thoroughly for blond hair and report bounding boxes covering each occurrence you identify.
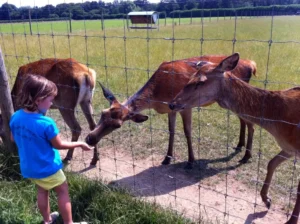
[18,75,57,112]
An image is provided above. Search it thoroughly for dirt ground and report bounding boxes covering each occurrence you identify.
[60,147,295,224]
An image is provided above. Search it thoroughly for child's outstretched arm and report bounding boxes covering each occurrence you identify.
[50,134,93,151]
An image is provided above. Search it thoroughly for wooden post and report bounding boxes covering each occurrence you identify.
[0,48,15,152]
[28,9,33,35]
[126,14,129,31]
[101,10,104,31]
[157,13,160,31]
[69,11,72,33]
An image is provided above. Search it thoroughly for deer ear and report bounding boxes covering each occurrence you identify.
[98,82,117,105]
[215,53,239,72]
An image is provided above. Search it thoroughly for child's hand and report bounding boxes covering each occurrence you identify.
[80,142,94,151]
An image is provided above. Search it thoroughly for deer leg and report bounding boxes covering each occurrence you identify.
[239,121,255,163]
[162,111,177,165]
[286,180,300,224]
[180,108,194,169]
[261,150,291,209]
[235,118,246,151]
[80,101,98,166]
[58,109,81,164]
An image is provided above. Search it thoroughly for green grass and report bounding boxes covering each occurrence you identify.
[0,149,194,224]
[0,174,194,224]
[0,16,246,34]
[1,15,300,221]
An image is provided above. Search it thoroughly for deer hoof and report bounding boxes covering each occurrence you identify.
[162,156,172,165]
[239,154,252,164]
[234,146,243,151]
[263,198,272,209]
[63,157,72,165]
[90,157,99,166]
[184,162,194,170]
[239,157,250,164]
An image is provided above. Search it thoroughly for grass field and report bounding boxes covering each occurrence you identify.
[0,17,233,34]
[0,148,193,224]
[1,15,300,222]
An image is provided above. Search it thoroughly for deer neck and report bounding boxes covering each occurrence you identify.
[218,74,273,126]
[123,81,155,113]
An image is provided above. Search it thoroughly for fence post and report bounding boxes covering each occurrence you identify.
[101,10,104,31]
[0,48,15,152]
[28,9,33,35]
[69,11,72,33]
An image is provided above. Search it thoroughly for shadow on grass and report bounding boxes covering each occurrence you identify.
[108,149,244,197]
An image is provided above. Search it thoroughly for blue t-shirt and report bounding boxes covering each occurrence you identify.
[9,109,62,179]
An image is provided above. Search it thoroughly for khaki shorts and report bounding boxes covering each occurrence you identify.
[30,169,66,190]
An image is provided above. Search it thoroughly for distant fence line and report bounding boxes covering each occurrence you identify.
[1,4,300,23]
[0,8,297,35]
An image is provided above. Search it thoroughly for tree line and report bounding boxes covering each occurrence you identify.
[1,0,300,21]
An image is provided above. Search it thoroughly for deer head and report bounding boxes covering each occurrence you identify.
[85,83,148,146]
[169,53,240,111]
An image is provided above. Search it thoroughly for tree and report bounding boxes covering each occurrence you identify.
[71,5,87,19]
[118,1,136,14]
[0,3,18,20]
[19,7,31,20]
[185,0,197,10]
[39,5,56,18]
[55,3,69,17]
[134,0,150,8]
[200,0,219,9]
[218,0,232,8]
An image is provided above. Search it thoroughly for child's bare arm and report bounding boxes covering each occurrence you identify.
[50,134,93,151]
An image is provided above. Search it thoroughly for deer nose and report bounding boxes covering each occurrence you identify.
[85,135,91,145]
[169,103,175,110]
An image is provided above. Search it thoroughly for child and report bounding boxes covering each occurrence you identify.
[10,74,93,224]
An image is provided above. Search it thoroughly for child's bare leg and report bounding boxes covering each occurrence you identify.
[54,181,73,224]
[37,186,51,223]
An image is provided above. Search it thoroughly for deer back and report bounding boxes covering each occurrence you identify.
[12,58,96,111]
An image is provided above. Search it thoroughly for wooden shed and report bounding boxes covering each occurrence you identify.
[127,11,159,30]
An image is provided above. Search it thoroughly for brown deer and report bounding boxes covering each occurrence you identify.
[0,58,99,165]
[169,53,300,224]
[85,55,257,169]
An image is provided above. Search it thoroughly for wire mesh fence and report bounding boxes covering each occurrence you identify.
[1,1,300,224]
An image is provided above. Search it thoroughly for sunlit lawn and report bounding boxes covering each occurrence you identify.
[1,15,300,213]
